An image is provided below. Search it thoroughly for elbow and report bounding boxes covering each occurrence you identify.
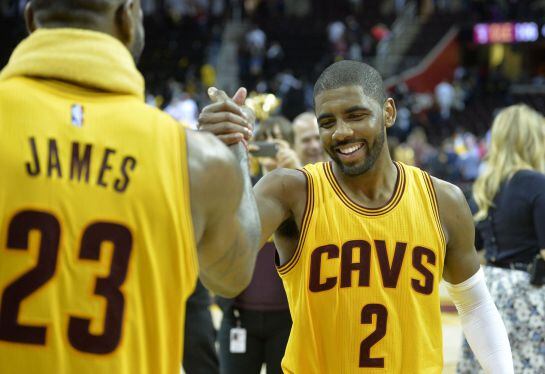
[200,268,254,298]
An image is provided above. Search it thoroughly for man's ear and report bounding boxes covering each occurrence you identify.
[24,2,37,35]
[116,0,135,46]
[383,98,397,129]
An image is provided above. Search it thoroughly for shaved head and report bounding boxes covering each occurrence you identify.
[27,0,145,62]
[314,60,386,105]
[31,0,120,26]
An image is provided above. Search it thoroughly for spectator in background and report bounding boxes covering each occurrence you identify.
[253,115,301,173]
[458,104,545,374]
[165,81,199,129]
[217,115,300,374]
[292,112,327,165]
[246,24,267,77]
[435,79,455,120]
[327,20,347,57]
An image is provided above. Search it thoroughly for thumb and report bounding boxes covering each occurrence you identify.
[232,87,247,106]
[207,87,230,102]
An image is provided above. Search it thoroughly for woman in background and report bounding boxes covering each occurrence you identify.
[458,104,545,373]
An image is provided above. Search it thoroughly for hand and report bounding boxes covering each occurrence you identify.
[257,140,302,172]
[198,87,254,146]
[274,140,302,169]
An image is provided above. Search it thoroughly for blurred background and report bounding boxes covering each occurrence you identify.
[2,1,544,372]
[2,1,545,201]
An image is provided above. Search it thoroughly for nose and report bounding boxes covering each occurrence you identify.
[332,120,353,143]
[309,139,321,152]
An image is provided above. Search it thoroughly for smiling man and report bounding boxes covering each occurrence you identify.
[199,60,513,373]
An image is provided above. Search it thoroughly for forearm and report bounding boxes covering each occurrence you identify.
[230,143,261,269]
[445,268,513,374]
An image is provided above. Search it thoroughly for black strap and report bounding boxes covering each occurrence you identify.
[483,206,501,263]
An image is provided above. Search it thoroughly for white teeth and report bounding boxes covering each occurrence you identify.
[338,143,363,155]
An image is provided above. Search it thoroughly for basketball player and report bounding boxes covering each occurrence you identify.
[199,61,513,373]
[0,1,260,373]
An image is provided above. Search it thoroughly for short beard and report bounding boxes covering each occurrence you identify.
[328,129,385,176]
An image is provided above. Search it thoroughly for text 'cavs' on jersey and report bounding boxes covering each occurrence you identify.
[278,162,446,374]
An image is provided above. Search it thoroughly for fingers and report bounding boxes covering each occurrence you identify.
[208,87,230,102]
[232,87,247,106]
[201,100,247,120]
[272,139,290,150]
[199,110,250,128]
[198,122,253,140]
[198,101,253,140]
[218,133,245,145]
[276,148,301,169]
[200,86,255,146]
[247,143,260,152]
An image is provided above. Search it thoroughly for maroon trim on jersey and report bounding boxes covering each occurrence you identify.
[422,171,447,252]
[277,168,314,276]
[323,162,406,217]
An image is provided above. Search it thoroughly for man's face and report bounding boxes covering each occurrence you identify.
[293,117,325,165]
[315,85,387,176]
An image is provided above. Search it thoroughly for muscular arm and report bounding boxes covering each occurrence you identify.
[433,178,513,374]
[187,130,260,297]
[433,178,480,283]
[253,168,307,263]
[196,86,306,266]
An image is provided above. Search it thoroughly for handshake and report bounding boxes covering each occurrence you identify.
[197,86,302,170]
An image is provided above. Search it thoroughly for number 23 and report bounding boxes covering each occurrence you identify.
[0,210,132,355]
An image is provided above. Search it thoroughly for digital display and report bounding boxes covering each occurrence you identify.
[473,22,540,44]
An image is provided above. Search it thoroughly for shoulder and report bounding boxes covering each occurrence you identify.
[512,170,545,189]
[256,167,307,193]
[430,176,468,209]
[254,167,308,211]
[430,176,473,244]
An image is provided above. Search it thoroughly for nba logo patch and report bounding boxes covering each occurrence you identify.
[71,104,84,127]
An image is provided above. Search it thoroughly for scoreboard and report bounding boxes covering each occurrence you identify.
[473,22,543,44]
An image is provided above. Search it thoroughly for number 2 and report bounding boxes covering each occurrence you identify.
[359,303,388,368]
[0,210,133,355]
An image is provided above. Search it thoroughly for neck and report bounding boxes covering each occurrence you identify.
[332,148,398,205]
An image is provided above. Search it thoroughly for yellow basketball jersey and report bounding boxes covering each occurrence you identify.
[278,162,446,373]
[0,30,197,374]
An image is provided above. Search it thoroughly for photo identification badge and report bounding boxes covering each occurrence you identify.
[229,327,247,353]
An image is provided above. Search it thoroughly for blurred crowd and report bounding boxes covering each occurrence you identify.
[2,0,544,192]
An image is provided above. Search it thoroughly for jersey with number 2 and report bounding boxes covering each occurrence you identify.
[277,162,446,373]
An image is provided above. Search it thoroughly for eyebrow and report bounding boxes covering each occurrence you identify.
[317,113,334,122]
[345,105,371,114]
[317,105,371,122]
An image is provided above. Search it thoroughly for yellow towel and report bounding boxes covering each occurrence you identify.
[0,28,144,100]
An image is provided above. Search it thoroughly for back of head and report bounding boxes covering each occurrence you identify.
[473,104,545,220]
[31,0,119,28]
[293,112,318,130]
[27,0,144,61]
[314,60,386,104]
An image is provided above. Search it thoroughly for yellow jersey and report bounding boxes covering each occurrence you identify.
[0,29,197,373]
[278,162,446,373]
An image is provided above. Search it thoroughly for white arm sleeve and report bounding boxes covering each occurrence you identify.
[445,268,513,374]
